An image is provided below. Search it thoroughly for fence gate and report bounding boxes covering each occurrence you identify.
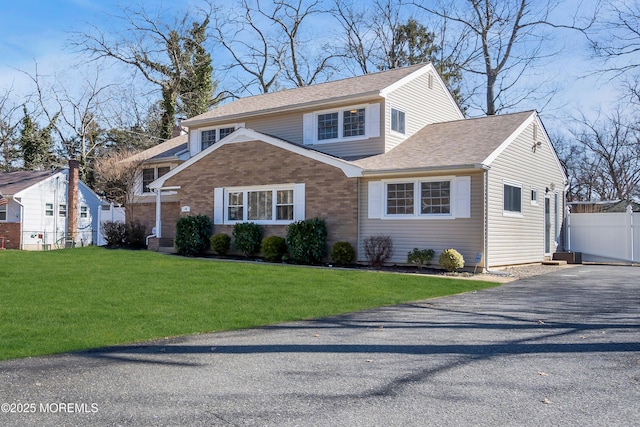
[97,203,126,246]
[567,205,639,263]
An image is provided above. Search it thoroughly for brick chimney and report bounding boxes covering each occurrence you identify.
[67,159,79,245]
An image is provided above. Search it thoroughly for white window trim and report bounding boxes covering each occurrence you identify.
[139,164,174,195]
[530,186,539,206]
[217,183,303,225]
[382,176,456,220]
[0,204,7,222]
[390,106,406,136]
[200,124,241,150]
[303,103,380,145]
[503,180,523,217]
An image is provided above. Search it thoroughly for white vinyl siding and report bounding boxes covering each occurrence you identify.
[486,118,566,267]
[359,173,482,265]
[384,70,463,152]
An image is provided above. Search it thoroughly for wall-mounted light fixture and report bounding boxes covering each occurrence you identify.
[532,141,542,152]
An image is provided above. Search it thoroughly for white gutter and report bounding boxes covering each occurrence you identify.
[12,196,25,250]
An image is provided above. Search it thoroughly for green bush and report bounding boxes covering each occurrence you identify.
[210,233,231,255]
[174,215,212,256]
[363,235,393,267]
[407,248,435,268]
[233,222,263,257]
[125,220,147,249]
[439,248,465,272]
[261,236,287,262]
[285,218,327,264]
[330,241,355,266]
[100,221,126,247]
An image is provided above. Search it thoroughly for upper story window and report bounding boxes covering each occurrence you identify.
[45,203,54,216]
[391,108,406,134]
[141,165,172,194]
[58,204,67,217]
[303,103,380,145]
[504,182,522,214]
[201,126,236,151]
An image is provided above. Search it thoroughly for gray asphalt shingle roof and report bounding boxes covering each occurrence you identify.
[353,111,535,172]
[0,170,59,196]
[183,64,428,124]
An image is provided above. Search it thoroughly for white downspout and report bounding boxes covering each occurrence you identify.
[13,197,25,250]
[484,168,490,272]
[145,188,161,247]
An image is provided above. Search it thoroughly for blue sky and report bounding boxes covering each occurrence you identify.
[0,0,620,131]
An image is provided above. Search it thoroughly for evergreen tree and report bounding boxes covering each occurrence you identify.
[19,107,58,170]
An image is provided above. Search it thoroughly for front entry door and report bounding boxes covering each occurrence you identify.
[544,197,551,254]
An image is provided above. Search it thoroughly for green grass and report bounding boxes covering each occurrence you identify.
[0,247,499,360]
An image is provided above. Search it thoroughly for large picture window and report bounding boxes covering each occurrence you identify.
[504,183,522,214]
[220,185,300,224]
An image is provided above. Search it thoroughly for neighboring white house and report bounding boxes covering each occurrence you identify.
[0,162,106,250]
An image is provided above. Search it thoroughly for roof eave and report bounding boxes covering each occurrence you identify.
[360,163,489,177]
[183,91,383,127]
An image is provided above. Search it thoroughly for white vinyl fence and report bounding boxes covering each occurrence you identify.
[97,203,126,246]
[567,205,639,263]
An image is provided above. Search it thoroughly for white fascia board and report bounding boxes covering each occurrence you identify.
[482,111,536,166]
[149,128,362,190]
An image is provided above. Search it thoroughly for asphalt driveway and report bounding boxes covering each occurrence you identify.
[1,264,639,426]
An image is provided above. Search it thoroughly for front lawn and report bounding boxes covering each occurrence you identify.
[0,247,499,360]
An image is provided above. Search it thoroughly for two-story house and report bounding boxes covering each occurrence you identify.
[130,63,566,269]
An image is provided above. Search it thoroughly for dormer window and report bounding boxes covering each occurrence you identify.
[303,103,380,145]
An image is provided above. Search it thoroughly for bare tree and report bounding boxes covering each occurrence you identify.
[0,88,22,171]
[214,0,339,95]
[415,0,590,115]
[72,2,217,138]
[93,148,145,214]
[566,107,640,201]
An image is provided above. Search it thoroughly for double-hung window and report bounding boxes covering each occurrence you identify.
[391,108,406,134]
[45,203,54,216]
[0,204,6,221]
[141,166,171,194]
[504,182,522,214]
[58,204,67,217]
[384,180,454,217]
[201,126,236,151]
[80,206,88,218]
[304,103,379,144]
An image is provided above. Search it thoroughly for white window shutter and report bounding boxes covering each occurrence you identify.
[293,183,305,221]
[213,187,224,224]
[368,181,383,219]
[303,113,314,145]
[189,130,200,157]
[366,103,381,138]
[453,177,471,218]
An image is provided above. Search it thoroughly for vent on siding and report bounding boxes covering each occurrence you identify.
[428,73,433,89]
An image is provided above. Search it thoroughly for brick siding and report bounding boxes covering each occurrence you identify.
[160,140,359,253]
[0,222,21,249]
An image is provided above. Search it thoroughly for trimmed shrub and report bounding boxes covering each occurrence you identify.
[233,222,263,257]
[330,241,355,266]
[261,235,287,262]
[364,235,393,267]
[124,220,147,249]
[101,221,126,247]
[439,248,465,272]
[174,215,212,256]
[407,248,435,268]
[285,218,327,264]
[210,233,231,255]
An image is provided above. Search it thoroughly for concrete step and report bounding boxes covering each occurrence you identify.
[542,259,568,266]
